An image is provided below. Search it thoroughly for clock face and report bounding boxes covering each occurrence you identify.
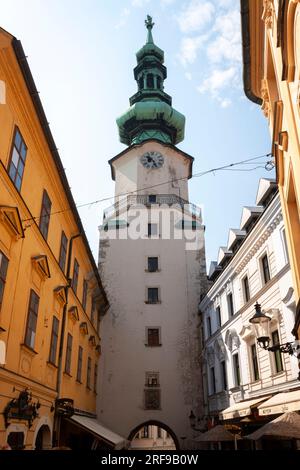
[140,151,164,169]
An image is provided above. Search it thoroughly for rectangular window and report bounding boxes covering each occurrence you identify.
[242,276,250,303]
[272,330,283,373]
[233,353,241,387]
[8,127,27,191]
[281,228,289,263]
[147,287,159,303]
[24,290,40,349]
[72,258,79,295]
[39,190,52,240]
[261,254,271,284]
[65,333,73,375]
[59,231,68,272]
[49,316,59,364]
[82,279,88,310]
[148,195,157,204]
[221,360,227,390]
[0,251,9,308]
[76,346,83,382]
[227,293,234,317]
[91,298,96,325]
[94,364,98,393]
[210,367,216,394]
[148,223,158,237]
[251,344,260,381]
[216,306,221,328]
[147,328,160,346]
[87,357,92,389]
[148,257,158,272]
[144,389,160,410]
[206,317,212,337]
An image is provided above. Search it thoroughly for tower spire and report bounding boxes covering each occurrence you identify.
[145,15,154,44]
[116,17,185,147]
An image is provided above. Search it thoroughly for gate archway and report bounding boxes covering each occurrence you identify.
[128,420,179,450]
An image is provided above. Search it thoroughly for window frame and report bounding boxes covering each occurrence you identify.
[65,333,73,375]
[71,258,79,295]
[146,287,160,304]
[220,360,227,391]
[147,256,159,272]
[24,289,40,350]
[8,126,27,191]
[94,363,98,393]
[206,316,212,338]
[271,329,284,374]
[76,345,83,383]
[242,275,250,304]
[82,279,88,311]
[232,353,241,387]
[148,223,158,238]
[210,366,216,395]
[87,356,92,389]
[250,343,260,381]
[146,327,161,347]
[49,316,59,365]
[227,292,234,317]
[216,306,222,328]
[0,251,9,309]
[261,253,271,285]
[39,189,52,241]
[58,231,68,272]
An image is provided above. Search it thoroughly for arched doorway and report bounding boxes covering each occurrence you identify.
[128,421,179,450]
[34,424,52,450]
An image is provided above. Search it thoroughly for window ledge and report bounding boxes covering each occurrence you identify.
[20,343,38,356]
[76,379,82,384]
[145,269,161,273]
[145,344,162,347]
[63,371,72,378]
[47,361,58,369]
[145,301,161,304]
[271,370,285,378]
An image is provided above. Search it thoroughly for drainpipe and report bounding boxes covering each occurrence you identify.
[54,233,81,445]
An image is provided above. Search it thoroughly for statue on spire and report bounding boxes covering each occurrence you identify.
[145,15,154,44]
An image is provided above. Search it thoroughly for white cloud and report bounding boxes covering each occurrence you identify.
[185,72,192,80]
[219,97,232,108]
[178,0,215,33]
[197,67,237,95]
[179,34,208,66]
[115,8,130,29]
[161,0,176,5]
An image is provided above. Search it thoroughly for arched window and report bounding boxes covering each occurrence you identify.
[147,74,154,89]
[138,76,144,90]
[157,76,162,90]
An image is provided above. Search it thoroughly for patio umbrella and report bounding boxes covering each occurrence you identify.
[194,425,241,442]
[245,411,300,440]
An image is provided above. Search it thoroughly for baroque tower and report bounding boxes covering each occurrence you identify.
[97,17,207,448]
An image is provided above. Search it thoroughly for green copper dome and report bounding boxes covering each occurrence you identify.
[116,15,185,146]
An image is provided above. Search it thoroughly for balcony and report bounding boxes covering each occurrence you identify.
[103,194,201,220]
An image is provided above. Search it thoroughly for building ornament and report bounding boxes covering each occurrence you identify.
[224,329,240,353]
[235,213,282,273]
[214,338,226,361]
[261,0,275,29]
[261,79,271,118]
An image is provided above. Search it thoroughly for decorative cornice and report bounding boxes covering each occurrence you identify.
[261,79,271,119]
[235,212,282,273]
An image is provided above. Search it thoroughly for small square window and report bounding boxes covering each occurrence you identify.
[144,389,160,410]
[147,288,159,303]
[148,257,158,272]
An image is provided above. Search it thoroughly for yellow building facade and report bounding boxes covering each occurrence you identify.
[0,27,108,449]
[241,0,300,339]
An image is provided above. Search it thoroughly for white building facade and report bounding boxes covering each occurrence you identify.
[200,178,299,442]
[97,19,207,448]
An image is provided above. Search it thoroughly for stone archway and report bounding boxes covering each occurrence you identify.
[128,420,180,450]
[34,424,52,450]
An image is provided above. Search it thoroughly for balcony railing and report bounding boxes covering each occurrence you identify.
[103,194,201,220]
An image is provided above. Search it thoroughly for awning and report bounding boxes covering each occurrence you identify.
[245,411,300,440]
[219,396,271,420]
[68,415,128,449]
[258,390,300,416]
[194,425,242,442]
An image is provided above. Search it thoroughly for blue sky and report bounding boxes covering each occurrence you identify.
[1,0,272,268]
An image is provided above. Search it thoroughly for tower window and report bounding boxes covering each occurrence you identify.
[147,74,154,89]
[157,76,162,90]
[138,76,144,90]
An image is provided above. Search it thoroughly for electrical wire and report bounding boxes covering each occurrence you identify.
[21,152,273,224]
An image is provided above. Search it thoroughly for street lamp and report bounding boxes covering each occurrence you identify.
[249,302,295,354]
